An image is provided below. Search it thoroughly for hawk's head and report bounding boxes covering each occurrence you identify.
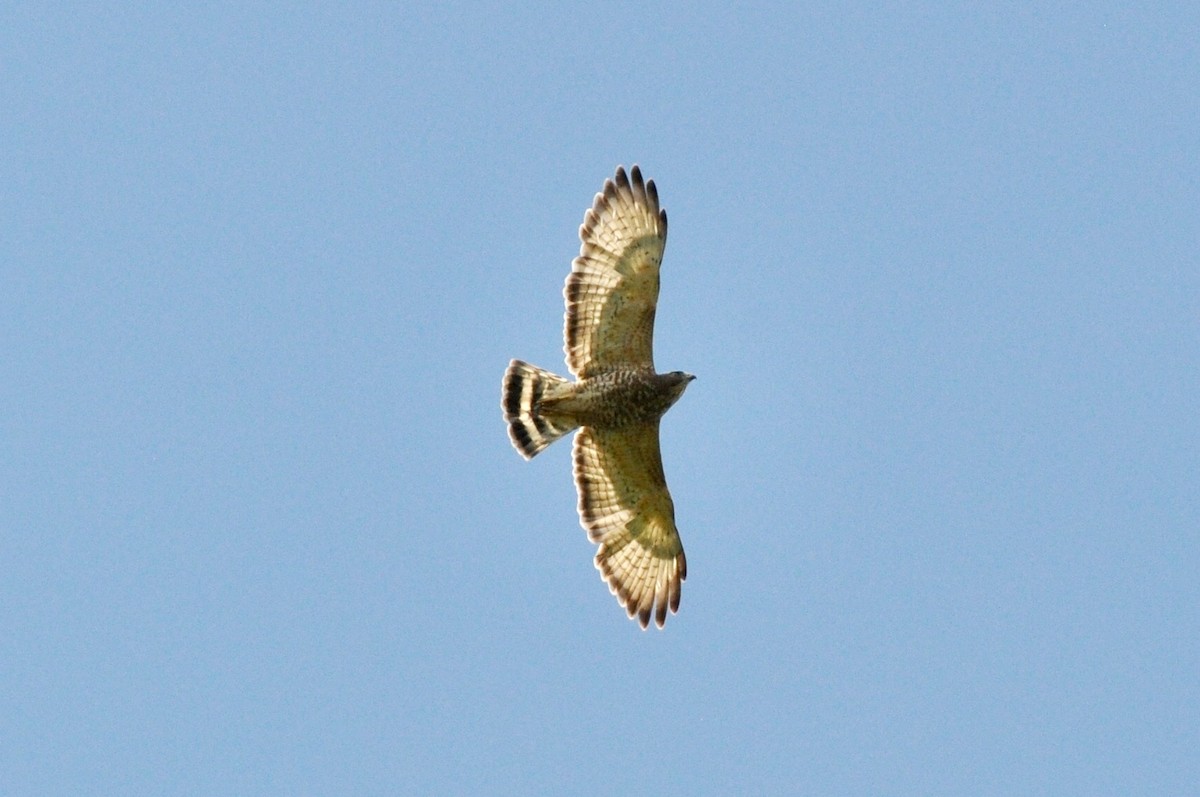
[662,371,695,407]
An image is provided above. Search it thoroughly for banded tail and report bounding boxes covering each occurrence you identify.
[502,360,578,459]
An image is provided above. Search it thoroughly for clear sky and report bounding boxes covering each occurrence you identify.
[3,4,1197,794]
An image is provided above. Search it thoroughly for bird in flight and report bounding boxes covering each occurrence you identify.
[502,165,694,629]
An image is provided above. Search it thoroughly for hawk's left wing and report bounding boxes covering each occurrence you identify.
[573,425,686,629]
[564,165,667,378]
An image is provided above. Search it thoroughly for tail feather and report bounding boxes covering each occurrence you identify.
[502,360,577,458]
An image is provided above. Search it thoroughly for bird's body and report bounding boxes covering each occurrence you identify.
[502,165,692,629]
[566,369,693,428]
[507,364,690,441]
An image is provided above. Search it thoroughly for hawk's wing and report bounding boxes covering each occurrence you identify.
[564,165,668,379]
[573,425,686,629]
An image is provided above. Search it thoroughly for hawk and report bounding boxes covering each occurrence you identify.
[502,165,694,629]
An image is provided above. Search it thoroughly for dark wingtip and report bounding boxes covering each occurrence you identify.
[614,165,630,191]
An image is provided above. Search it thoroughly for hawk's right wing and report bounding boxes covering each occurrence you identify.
[563,165,668,378]
[573,424,686,629]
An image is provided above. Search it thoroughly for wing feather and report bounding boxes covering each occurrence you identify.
[564,165,668,378]
[572,424,686,629]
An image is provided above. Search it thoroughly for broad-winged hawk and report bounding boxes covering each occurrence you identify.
[502,165,694,629]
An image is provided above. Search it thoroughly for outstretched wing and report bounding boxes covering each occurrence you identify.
[564,165,668,378]
[573,425,686,629]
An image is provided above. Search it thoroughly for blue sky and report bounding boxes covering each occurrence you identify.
[3,4,1197,794]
